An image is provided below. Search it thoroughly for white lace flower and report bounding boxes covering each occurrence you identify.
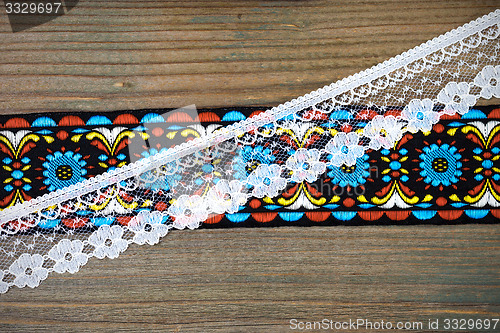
[363,115,405,149]
[168,194,208,230]
[207,179,247,214]
[246,164,287,198]
[88,225,128,259]
[383,116,407,145]
[401,98,440,133]
[286,148,326,182]
[48,239,88,274]
[129,211,169,245]
[9,253,48,288]
[474,65,500,99]
[0,270,8,293]
[324,132,365,166]
[437,82,477,115]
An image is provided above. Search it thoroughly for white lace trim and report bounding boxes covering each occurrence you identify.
[1,213,169,292]
[0,10,499,293]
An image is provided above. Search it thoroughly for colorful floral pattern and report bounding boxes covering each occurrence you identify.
[42,150,87,191]
[1,106,500,228]
[419,144,462,187]
[328,154,370,188]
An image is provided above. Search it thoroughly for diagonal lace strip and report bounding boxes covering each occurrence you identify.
[1,9,499,225]
[0,10,499,293]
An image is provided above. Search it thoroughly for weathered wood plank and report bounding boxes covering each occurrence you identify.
[0,0,498,114]
[0,226,498,332]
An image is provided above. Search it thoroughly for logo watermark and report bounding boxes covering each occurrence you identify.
[307,166,380,197]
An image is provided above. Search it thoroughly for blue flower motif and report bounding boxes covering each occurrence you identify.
[419,144,462,187]
[233,145,276,180]
[139,148,181,191]
[328,154,370,187]
[241,145,276,164]
[42,151,87,191]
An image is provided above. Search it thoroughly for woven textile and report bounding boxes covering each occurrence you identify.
[1,106,499,228]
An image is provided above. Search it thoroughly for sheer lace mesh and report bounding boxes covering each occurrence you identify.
[0,10,499,293]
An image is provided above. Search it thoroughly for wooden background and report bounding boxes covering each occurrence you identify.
[0,1,499,332]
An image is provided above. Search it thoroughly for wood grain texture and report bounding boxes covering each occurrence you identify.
[0,226,498,332]
[0,0,498,114]
[0,1,499,332]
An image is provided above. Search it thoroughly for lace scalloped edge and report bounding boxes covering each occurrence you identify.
[1,86,498,293]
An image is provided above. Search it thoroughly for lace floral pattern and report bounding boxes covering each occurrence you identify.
[0,10,499,293]
[129,212,169,245]
[168,195,208,230]
[286,149,327,183]
[88,225,129,259]
[325,132,365,166]
[401,98,440,133]
[437,82,478,115]
[474,65,500,98]
[207,180,247,214]
[246,164,287,198]
[48,239,88,274]
[9,254,48,289]
[363,115,404,149]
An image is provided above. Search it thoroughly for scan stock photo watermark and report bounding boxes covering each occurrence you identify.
[289,318,499,331]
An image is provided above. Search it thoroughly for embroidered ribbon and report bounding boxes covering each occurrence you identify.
[0,10,499,293]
